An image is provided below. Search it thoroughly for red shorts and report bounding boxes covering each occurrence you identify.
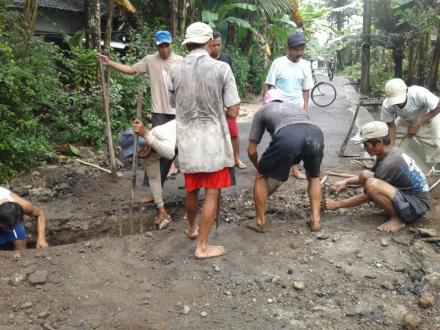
[227,118,239,138]
[184,167,232,192]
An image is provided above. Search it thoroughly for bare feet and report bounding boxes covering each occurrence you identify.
[290,166,306,180]
[184,226,199,239]
[308,220,321,232]
[377,217,406,232]
[140,194,154,204]
[194,245,225,259]
[235,160,247,169]
[167,162,178,177]
[246,221,266,233]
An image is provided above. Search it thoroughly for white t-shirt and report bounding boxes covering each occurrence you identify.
[381,86,440,124]
[265,57,313,107]
[0,187,13,201]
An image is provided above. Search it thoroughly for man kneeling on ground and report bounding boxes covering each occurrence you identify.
[247,89,324,232]
[324,121,431,232]
[0,186,48,250]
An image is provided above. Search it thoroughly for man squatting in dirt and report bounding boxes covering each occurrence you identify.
[99,31,181,228]
[168,22,241,259]
[0,186,48,250]
[324,121,431,232]
[119,119,176,229]
[247,89,324,232]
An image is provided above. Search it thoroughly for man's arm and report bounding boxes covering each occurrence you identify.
[408,100,440,136]
[226,104,239,119]
[303,89,310,112]
[325,193,370,210]
[11,193,48,248]
[98,54,137,75]
[331,175,361,193]
[247,140,259,169]
[387,122,397,146]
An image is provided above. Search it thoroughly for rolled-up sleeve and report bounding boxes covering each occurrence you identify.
[132,56,149,74]
[380,103,396,123]
[223,67,241,108]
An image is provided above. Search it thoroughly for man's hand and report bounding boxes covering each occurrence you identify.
[331,181,347,194]
[407,122,421,137]
[132,119,147,138]
[322,198,339,210]
[36,238,48,249]
[98,54,110,66]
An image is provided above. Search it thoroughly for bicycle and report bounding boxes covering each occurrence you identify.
[311,70,337,107]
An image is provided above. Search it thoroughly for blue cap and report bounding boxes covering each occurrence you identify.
[155,31,172,45]
[118,129,148,159]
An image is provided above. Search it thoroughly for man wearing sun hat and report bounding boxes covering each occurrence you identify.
[246,89,324,233]
[324,121,431,233]
[168,22,241,259]
[99,30,182,215]
[381,78,440,165]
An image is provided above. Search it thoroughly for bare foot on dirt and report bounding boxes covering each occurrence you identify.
[246,221,266,233]
[290,166,306,180]
[140,194,154,204]
[235,160,247,169]
[377,217,406,232]
[309,220,321,232]
[194,245,225,259]
[184,226,198,239]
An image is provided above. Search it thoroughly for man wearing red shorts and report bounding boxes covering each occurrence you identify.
[168,22,241,259]
[211,31,246,169]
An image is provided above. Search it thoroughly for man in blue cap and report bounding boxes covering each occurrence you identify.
[99,31,182,218]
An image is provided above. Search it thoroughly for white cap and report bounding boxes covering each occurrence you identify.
[384,78,407,106]
[182,22,213,46]
[351,121,389,144]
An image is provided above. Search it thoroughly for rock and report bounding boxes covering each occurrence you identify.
[419,292,435,308]
[381,281,394,291]
[287,269,293,275]
[9,272,27,286]
[376,262,383,268]
[267,298,273,304]
[181,305,191,315]
[42,323,56,330]
[410,241,440,273]
[381,238,389,247]
[356,252,364,258]
[37,311,50,319]
[290,242,298,249]
[200,311,208,318]
[146,232,153,237]
[23,265,37,275]
[28,270,48,285]
[423,272,440,289]
[213,264,221,272]
[403,312,421,330]
[415,228,438,237]
[316,233,328,240]
[293,281,305,290]
[225,290,232,296]
[20,301,33,309]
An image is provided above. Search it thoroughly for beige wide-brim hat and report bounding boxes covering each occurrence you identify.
[351,121,389,144]
[384,78,407,106]
[182,22,213,45]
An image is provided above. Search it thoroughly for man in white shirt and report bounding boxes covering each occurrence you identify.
[263,31,313,179]
[381,78,440,165]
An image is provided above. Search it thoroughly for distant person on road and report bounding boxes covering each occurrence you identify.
[247,89,324,232]
[0,187,48,250]
[381,78,440,166]
[324,121,431,232]
[328,58,335,81]
[211,31,246,170]
[168,22,241,259]
[263,31,313,180]
[99,31,182,204]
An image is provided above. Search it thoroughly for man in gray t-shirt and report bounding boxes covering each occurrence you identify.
[325,121,431,232]
[247,89,324,233]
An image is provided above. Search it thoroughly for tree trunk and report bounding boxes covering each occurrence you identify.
[392,43,404,78]
[178,0,188,36]
[85,0,101,50]
[226,23,237,47]
[241,30,254,56]
[170,0,178,37]
[360,0,371,95]
[104,1,114,86]
[427,31,440,92]
[407,42,417,84]
[24,0,38,32]
[416,35,428,85]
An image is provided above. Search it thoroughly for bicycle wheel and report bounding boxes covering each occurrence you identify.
[311,82,337,107]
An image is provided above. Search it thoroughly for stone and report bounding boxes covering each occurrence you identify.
[267,298,273,304]
[200,311,208,318]
[293,281,305,290]
[9,272,27,286]
[146,232,153,237]
[181,305,191,315]
[416,228,438,237]
[423,272,440,289]
[316,233,328,240]
[28,270,48,285]
[21,302,33,309]
[213,264,221,272]
[419,292,435,308]
[23,265,37,275]
[380,238,389,247]
[402,312,421,330]
[356,253,364,258]
[37,311,50,319]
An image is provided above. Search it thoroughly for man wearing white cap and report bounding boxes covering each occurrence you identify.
[168,22,240,259]
[247,89,324,233]
[99,31,182,208]
[381,78,440,165]
[324,121,431,232]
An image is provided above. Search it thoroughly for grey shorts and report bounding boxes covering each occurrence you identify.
[392,190,425,223]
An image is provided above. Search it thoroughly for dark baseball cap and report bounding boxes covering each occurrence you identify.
[287,32,306,49]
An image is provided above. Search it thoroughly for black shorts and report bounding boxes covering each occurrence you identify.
[258,123,324,182]
[151,113,175,127]
[393,190,426,223]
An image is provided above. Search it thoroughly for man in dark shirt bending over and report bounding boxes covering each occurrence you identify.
[247,89,324,232]
[324,121,431,232]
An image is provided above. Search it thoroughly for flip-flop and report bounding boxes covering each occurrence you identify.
[246,222,266,233]
[235,162,247,169]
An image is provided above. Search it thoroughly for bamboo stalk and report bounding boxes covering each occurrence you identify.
[74,158,111,173]
[326,171,356,178]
